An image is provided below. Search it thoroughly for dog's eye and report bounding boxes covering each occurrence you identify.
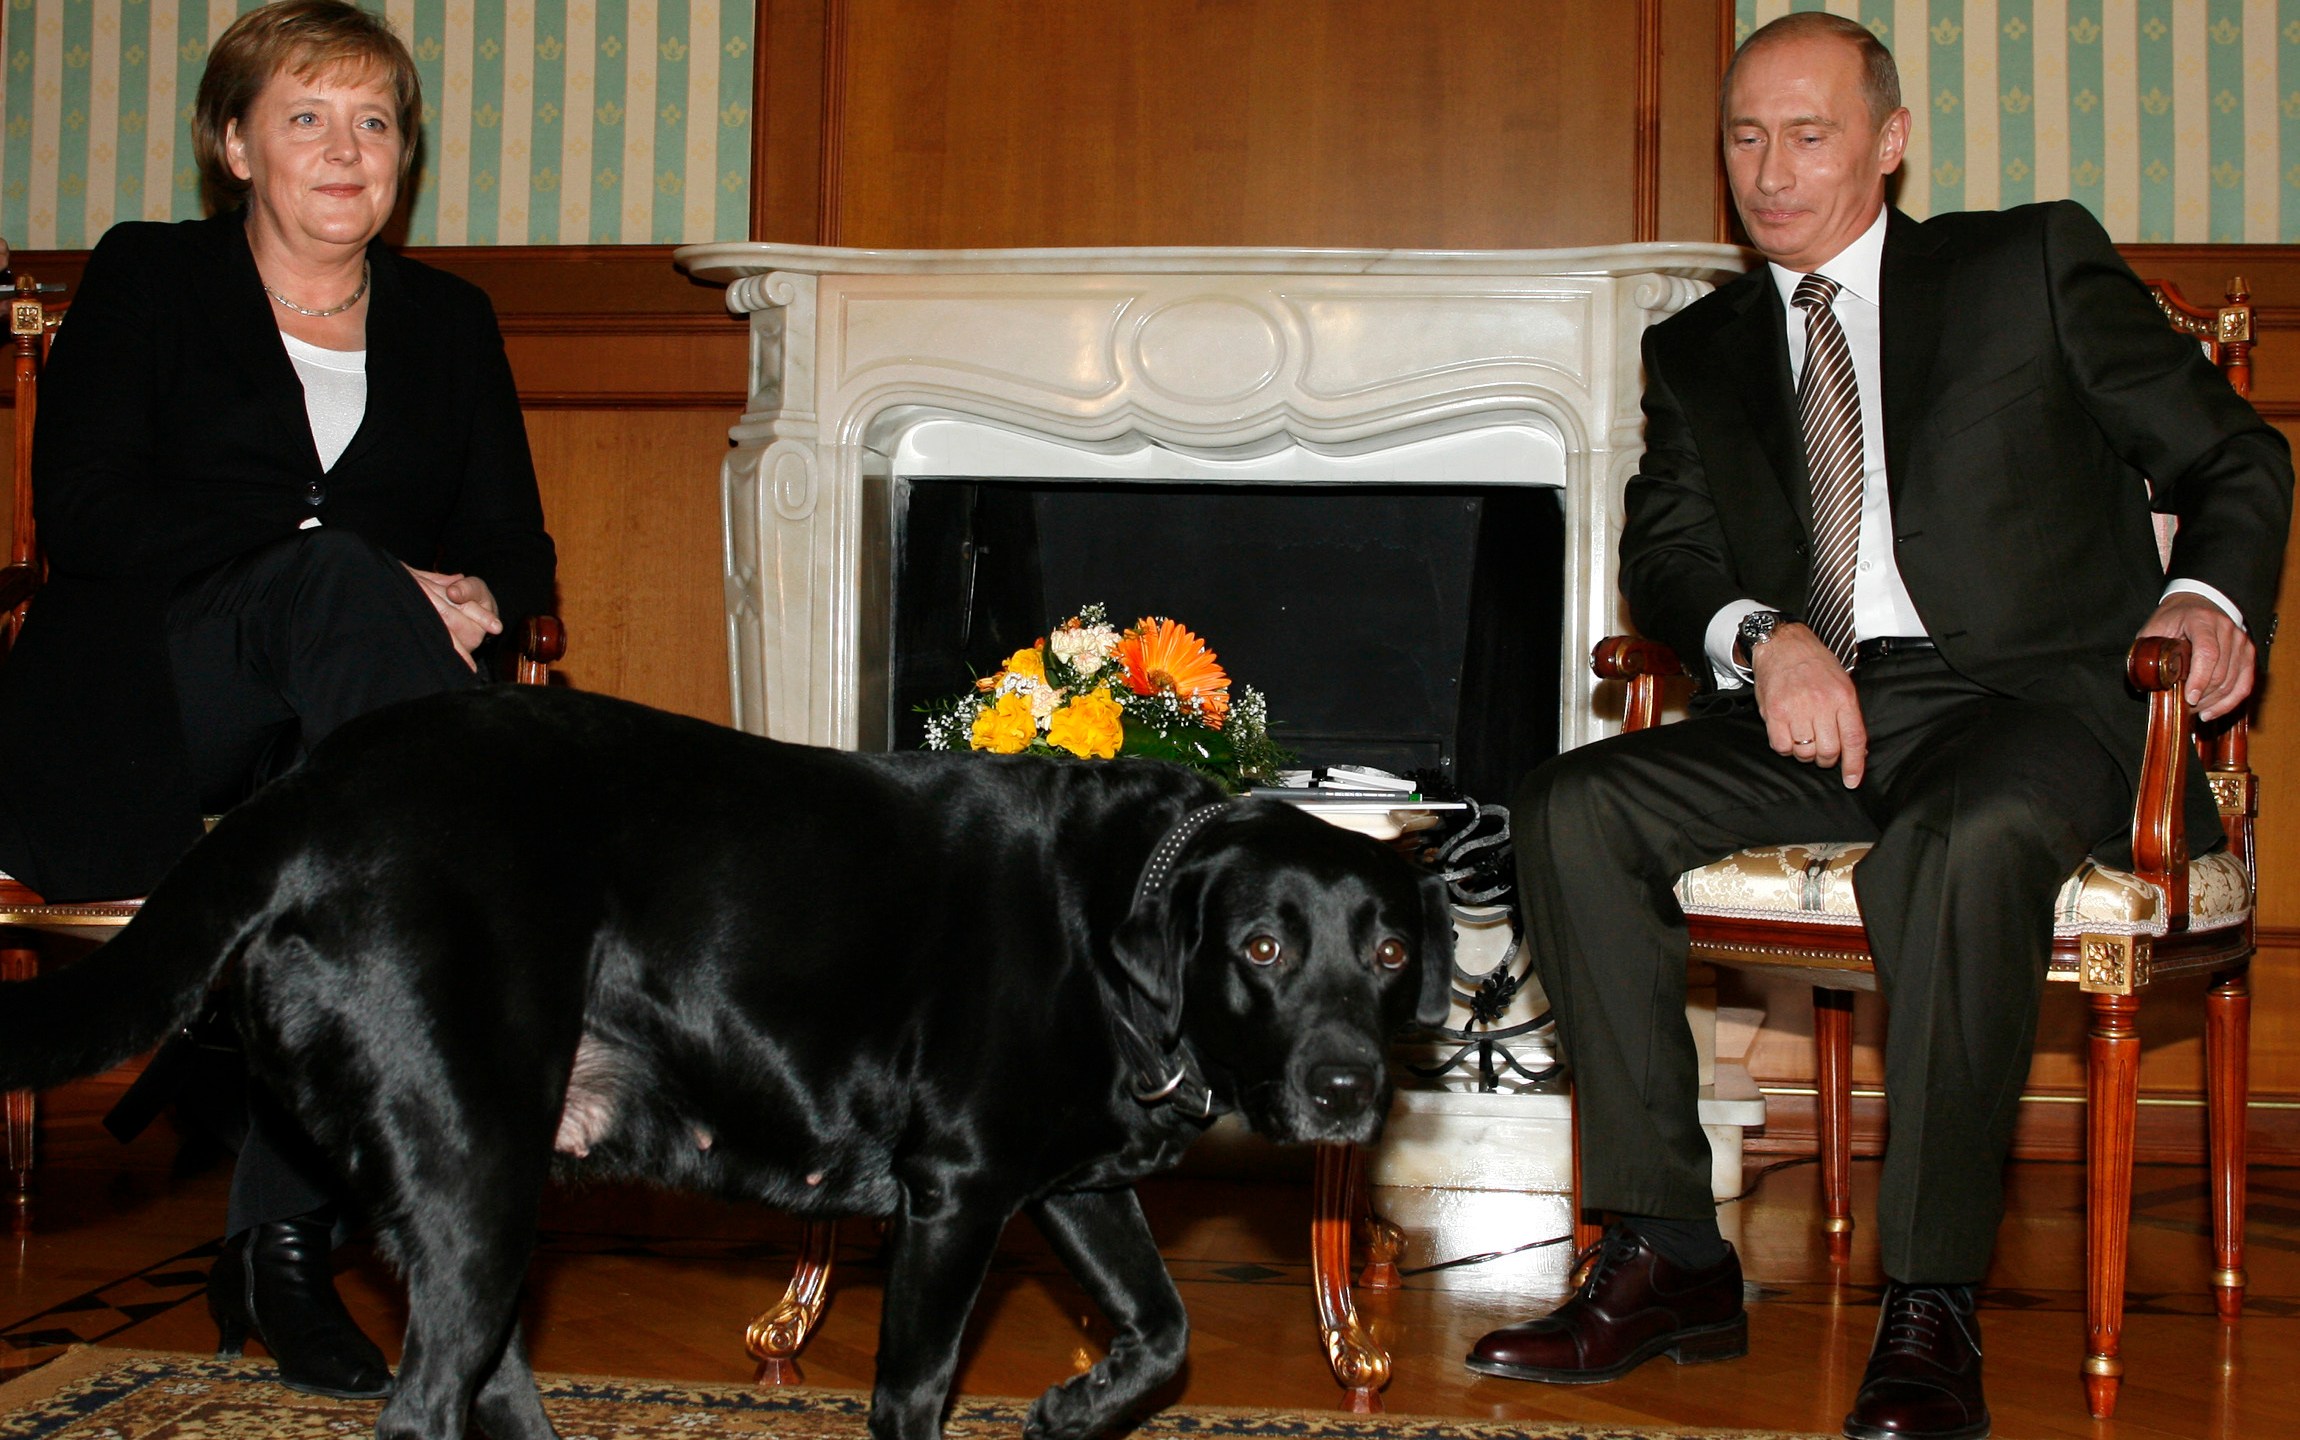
[1374,938,1409,970]
[1245,934,1283,966]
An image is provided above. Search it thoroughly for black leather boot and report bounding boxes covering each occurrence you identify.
[207,1212,392,1399]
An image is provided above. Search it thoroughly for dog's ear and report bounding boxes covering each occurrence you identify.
[1112,864,1201,1044]
[1111,904,1179,1035]
[1415,872,1457,1031]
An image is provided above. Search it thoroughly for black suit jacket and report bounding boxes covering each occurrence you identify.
[0,211,556,900]
[1620,201,2292,841]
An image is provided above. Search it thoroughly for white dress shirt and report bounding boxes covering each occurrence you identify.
[1700,205,2237,687]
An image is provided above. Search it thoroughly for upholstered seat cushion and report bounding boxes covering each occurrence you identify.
[1672,842,2250,938]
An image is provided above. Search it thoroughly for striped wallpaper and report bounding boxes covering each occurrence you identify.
[1736,1,2300,242]
[0,0,754,247]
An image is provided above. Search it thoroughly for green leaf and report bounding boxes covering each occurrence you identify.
[1119,719,1235,768]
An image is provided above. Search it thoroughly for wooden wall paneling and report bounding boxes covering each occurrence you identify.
[425,247,741,722]
[2245,516,2300,936]
[753,0,833,242]
[0,247,740,323]
[525,408,734,726]
[1633,0,1663,243]
[499,320,748,410]
[816,0,851,246]
[827,0,1642,251]
[1655,0,1727,243]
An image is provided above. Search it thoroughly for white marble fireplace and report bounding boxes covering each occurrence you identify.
[672,239,1760,1291]
[672,241,1747,755]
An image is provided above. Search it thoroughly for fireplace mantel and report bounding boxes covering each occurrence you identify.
[674,242,1750,752]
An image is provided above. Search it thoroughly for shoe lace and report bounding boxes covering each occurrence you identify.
[1567,1230,1634,1295]
[1877,1286,1960,1359]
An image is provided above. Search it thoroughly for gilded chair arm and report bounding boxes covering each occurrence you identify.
[516,614,567,687]
[1592,636,1685,734]
[2125,636,2193,916]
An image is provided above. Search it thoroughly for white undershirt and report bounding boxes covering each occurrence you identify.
[279,330,367,474]
[1701,205,2237,687]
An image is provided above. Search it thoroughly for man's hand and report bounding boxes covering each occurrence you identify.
[405,565,502,672]
[2137,592,2256,721]
[1751,623,1868,787]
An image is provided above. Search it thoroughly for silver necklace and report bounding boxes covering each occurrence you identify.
[264,262,369,318]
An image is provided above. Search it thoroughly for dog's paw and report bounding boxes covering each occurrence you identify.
[1022,1370,1121,1440]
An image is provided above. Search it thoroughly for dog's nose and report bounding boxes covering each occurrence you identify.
[1307,1063,1378,1116]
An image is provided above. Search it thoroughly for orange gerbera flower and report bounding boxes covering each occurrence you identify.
[1118,617,1231,728]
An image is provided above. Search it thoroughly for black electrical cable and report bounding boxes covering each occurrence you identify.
[1397,1230,1575,1278]
[1387,1153,1821,1277]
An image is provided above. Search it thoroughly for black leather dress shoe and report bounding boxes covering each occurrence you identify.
[1843,1283,1990,1440]
[1465,1224,1747,1384]
[208,1212,392,1400]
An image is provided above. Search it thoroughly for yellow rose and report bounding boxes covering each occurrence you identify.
[969,691,1039,754]
[1003,644,1048,685]
[1047,687,1125,760]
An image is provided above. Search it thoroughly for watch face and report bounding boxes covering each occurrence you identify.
[1740,611,1780,646]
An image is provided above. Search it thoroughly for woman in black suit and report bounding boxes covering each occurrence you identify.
[0,0,554,1397]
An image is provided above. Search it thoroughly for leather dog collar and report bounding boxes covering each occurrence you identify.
[1129,801,1231,912]
[1119,800,1233,1117]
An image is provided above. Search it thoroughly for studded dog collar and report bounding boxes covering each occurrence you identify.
[1128,801,1232,914]
[1118,800,1233,1113]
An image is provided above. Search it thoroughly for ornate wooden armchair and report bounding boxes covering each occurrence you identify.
[0,276,569,1228]
[1579,276,2263,1422]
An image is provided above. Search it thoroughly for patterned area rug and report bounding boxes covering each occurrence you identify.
[0,1348,1829,1440]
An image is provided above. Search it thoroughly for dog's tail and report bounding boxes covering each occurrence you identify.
[0,825,279,1093]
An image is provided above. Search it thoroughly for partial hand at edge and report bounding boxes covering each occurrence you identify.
[2136,591,2256,722]
[1751,623,1868,787]
[404,564,502,672]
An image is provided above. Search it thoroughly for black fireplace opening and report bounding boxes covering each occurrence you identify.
[890,481,1566,803]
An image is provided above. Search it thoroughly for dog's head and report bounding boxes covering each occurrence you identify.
[1112,799,1453,1145]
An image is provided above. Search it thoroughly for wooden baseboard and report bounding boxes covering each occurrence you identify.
[1749,1086,2300,1165]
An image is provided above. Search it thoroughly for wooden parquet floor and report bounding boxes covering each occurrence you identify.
[5,1073,2296,1439]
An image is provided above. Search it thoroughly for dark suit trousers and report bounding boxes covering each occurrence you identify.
[1514,651,2131,1283]
[164,527,483,1235]
[165,527,482,812]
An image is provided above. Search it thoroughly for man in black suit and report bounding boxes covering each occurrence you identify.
[1466,14,2290,1440]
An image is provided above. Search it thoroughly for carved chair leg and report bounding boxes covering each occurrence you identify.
[2206,966,2251,1322]
[1812,986,1856,1263]
[1352,1146,1404,1291]
[4,1085,30,1235]
[1311,1142,1389,1411]
[3,946,35,1232]
[1355,1212,1405,1291]
[2085,991,2142,1420]
[1568,1080,1602,1253]
[748,1218,837,1386]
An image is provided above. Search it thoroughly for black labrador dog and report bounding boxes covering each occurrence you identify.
[2,685,1450,1440]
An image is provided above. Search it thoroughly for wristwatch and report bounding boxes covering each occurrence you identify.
[1736,609,1792,667]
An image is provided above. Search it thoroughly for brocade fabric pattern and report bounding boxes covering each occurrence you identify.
[1672,844,2251,938]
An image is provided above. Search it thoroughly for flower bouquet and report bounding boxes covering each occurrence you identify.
[921,604,1287,789]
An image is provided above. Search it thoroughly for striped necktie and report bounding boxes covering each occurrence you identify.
[1793,273,1863,667]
